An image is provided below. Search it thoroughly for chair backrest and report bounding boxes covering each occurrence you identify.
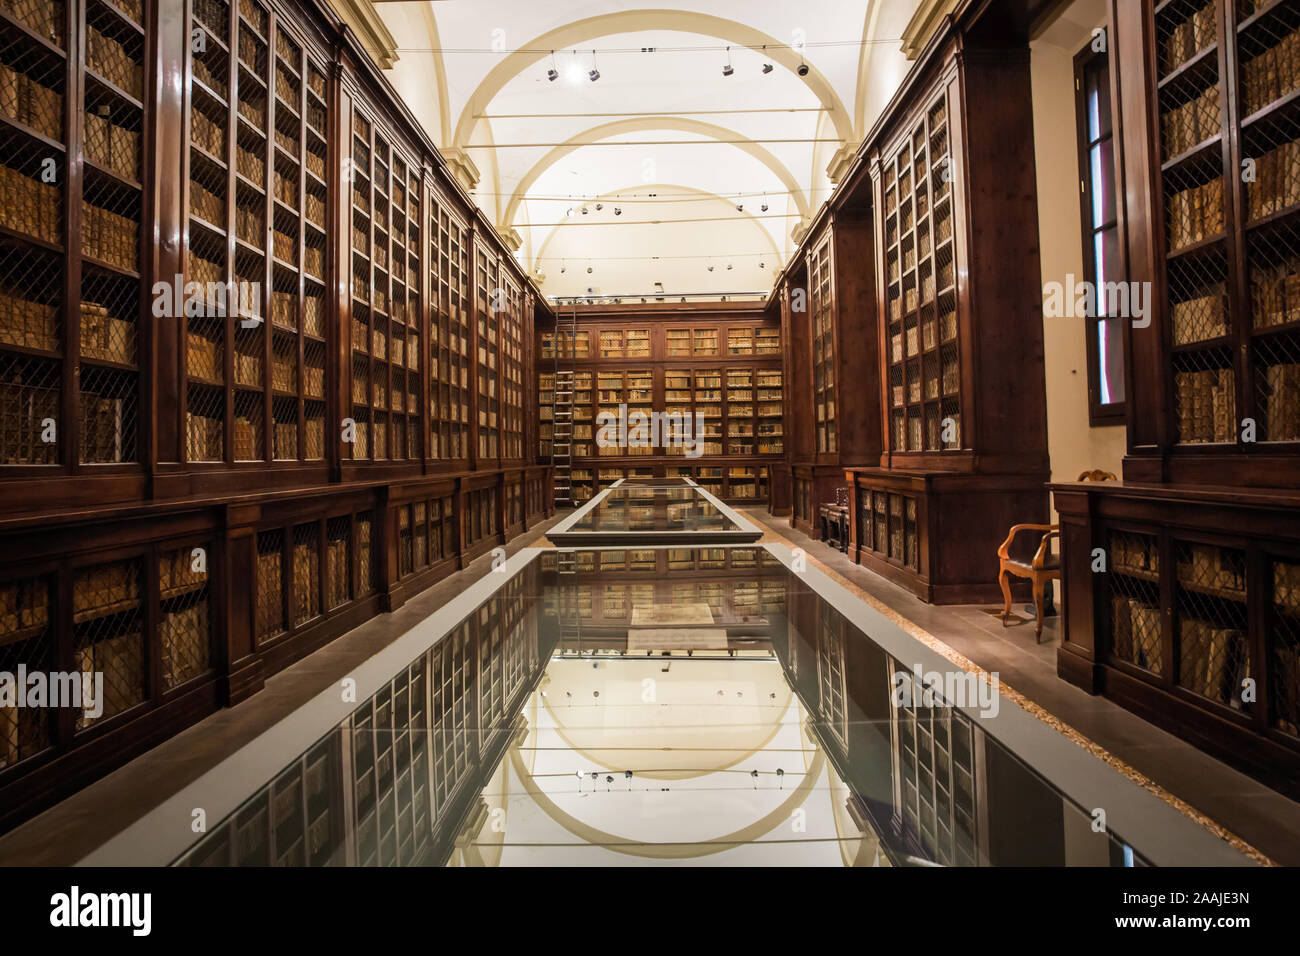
[1077,469,1117,482]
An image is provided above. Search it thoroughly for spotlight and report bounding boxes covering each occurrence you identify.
[581,206,588,215]
[595,203,603,211]
[547,68,558,82]
[722,64,734,77]
[761,63,773,74]
[613,207,622,215]
[726,263,733,270]
[565,207,573,217]
[736,203,744,212]
[761,203,769,212]
[707,265,715,272]
[759,261,766,269]
[586,265,593,274]
[797,61,809,77]
[589,68,600,82]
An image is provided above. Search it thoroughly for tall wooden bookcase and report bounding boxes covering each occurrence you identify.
[776,208,880,534]
[835,34,1050,604]
[535,300,783,504]
[1053,0,1300,799]
[0,0,551,835]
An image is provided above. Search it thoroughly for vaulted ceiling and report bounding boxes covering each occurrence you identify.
[340,1,938,297]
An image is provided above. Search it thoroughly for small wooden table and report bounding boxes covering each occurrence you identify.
[819,503,850,553]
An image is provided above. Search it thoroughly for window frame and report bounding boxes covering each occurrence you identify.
[1074,35,1127,426]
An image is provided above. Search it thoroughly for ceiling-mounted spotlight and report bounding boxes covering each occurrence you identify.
[761,62,773,74]
[761,203,769,212]
[726,263,733,270]
[722,46,734,77]
[759,261,766,269]
[736,203,744,212]
[560,260,566,274]
[595,203,603,211]
[565,207,573,217]
[797,59,809,77]
[613,207,622,216]
[707,264,715,272]
[547,68,558,81]
[586,264,593,274]
[581,206,589,215]
[589,50,600,82]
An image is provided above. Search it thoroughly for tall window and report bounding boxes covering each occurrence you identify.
[1075,38,1125,424]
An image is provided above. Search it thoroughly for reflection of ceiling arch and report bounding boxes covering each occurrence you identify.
[451,9,854,152]
[503,117,812,232]
[507,741,826,859]
[530,183,784,279]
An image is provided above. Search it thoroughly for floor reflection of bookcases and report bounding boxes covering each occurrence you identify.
[889,657,978,867]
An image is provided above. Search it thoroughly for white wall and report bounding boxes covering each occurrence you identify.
[1030,0,1126,545]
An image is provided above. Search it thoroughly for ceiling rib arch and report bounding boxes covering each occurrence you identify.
[503,115,812,234]
[451,8,855,153]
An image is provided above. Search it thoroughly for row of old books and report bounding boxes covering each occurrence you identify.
[1246,139,1300,220]
[255,546,283,641]
[186,328,222,381]
[1172,285,1228,344]
[1179,618,1248,705]
[186,410,223,461]
[1113,532,1158,574]
[1159,2,1215,78]
[1175,367,1235,442]
[0,64,61,141]
[0,701,46,769]
[82,201,138,270]
[233,349,262,387]
[74,628,143,726]
[234,202,262,246]
[73,559,138,620]
[1241,26,1300,116]
[85,108,140,181]
[188,251,222,288]
[160,547,206,597]
[1177,542,1246,593]
[236,144,263,184]
[1,0,62,45]
[159,600,208,689]
[1251,259,1300,328]
[1161,87,1218,159]
[1167,179,1224,249]
[0,369,58,463]
[290,540,320,624]
[326,534,349,607]
[0,291,56,352]
[107,0,144,24]
[1277,559,1300,608]
[88,26,143,100]
[0,166,59,243]
[273,421,298,458]
[1112,594,1165,675]
[231,414,258,460]
[1264,363,1300,441]
[81,301,133,364]
[0,573,46,638]
[80,390,127,463]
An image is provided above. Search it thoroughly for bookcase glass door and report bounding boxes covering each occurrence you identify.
[883,91,959,455]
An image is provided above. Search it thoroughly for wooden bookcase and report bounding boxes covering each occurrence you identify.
[0,0,552,834]
[535,301,783,503]
[824,33,1049,604]
[1051,0,1300,797]
[775,208,880,535]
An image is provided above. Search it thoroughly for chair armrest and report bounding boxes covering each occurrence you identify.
[997,523,1057,560]
[1031,528,1060,570]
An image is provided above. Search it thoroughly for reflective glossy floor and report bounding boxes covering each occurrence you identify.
[76,544,1254,867]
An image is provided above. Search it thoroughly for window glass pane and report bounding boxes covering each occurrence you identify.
[1097,317,1126,405]
[1089,139,1116,227]
[1093,227,1121,316]
[1086,61,1112,140]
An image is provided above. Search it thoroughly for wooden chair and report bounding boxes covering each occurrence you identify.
[997,524,1060,641]
[819,486,851,553]
[1077,469,1117,482]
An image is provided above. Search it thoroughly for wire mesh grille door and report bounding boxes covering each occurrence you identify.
[1108,528,1165,676]
[255,527,284,645]
[1240,0,1300,444]
[0,571,51,768]
[326,515,350,610]
[73,556,145,730]
[1174,540,1250,710]
[0,0,66,468]
[291,521,320,628]
[159,544,211,691]
[1270,557,1300,736]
